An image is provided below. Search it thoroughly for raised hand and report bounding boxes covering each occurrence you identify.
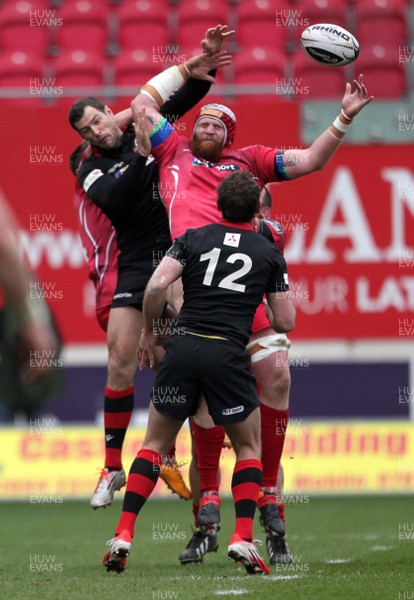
[201,24,235,54]
[132,106,151,157]
[185,50,232,83]
[341,74,374,119]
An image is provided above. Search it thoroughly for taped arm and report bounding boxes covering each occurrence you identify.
[162,70,217,121]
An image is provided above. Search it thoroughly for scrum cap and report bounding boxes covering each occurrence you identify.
[194,103,236,148]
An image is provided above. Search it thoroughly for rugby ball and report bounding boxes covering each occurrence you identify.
[300,23,359,67]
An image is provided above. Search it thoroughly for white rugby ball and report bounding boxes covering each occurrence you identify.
[300,23,360,67]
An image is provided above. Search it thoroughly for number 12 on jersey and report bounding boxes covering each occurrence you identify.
[200,247,252,293]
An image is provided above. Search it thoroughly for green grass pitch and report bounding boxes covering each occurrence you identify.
[1,495,412,600]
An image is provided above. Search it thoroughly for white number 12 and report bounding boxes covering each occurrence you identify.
[200,247,252,293]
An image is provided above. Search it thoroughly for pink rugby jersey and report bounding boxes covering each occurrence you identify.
[150,120,289,241]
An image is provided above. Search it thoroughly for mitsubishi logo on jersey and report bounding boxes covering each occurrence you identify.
[223,232,241,248]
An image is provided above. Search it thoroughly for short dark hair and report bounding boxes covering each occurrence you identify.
[261,184,272,209]
[69,97,106,130]
[69,141,89,176]
[217,171,260,222]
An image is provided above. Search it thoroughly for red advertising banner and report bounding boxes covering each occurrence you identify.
[0,103,412,343]
[272,145,414,339]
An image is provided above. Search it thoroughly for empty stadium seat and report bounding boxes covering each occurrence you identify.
[290,0,350,42]
[233,47,286,84]
[117,0,169,50]
[53,1,110,54]
[293,0,349,25]
[355,0,408,47]
[52,50,105,88]
[356,44,406,98]
[176,0,228,48]
[0,1,50,54]
[0,50,46,105]
[236,0,290,51]
[294,51,346,98]
[0,50,43,86]
[113,48,160,86]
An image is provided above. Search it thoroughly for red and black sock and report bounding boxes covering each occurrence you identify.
[165,443,176,465]
[116,448,160,537]
[260,404,289,490]
[231,458,262,541]
[277,502,286,523]
[192,422,224,495]
[192,503,200,528]
[104,385,134,471]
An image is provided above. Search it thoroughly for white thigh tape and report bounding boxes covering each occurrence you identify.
[246,334,291,363]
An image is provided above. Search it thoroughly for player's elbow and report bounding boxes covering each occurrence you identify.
[131,93,158,111]
[273,309,296,334]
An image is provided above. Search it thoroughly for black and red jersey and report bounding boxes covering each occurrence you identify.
[166,220,289,347]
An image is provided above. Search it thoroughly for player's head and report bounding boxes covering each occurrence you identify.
[69,140,89,176]
[191,104,236,162]
[69,97,122,150]
[259,184,272,219]
[217,171,260,223]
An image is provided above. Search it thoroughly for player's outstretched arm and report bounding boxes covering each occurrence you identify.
[131,48,232,133]
[266,291,296,334]
[281,74,374,180]
[138,256,184,370]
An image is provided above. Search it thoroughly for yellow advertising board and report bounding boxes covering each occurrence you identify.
[1,421,413,500]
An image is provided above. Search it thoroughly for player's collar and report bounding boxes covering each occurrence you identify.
[219,219,255,231]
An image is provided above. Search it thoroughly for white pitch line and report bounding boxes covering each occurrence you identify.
[214,591,249,596]
[268,574,305,581]
[325,558,352,564]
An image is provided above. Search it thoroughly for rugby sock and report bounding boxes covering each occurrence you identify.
[192,422,224,495]
[231,459,262,541]
[260,404,289,493]
[192,503,200,528]
[277,502,286,523]
[104,385,134,471]
[116,448,160,536]
[165,443,176,464]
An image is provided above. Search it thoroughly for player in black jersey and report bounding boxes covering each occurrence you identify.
[102,171,295,575]
[68,33,233,509]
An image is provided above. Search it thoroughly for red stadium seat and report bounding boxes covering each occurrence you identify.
[117,0,169,50]
[114,49,160,87]
[176,0,228,48]
[355,0,408,47]
[0,1,50,54]
[294,52,346,98]
[356,44,406,98]
[53,1,110,55]
[0,50,43,86]
[0,50,45,105]
[52,50,105,88]
[233,47,286,86]
[236,0,290,51]
[290,0,350,42]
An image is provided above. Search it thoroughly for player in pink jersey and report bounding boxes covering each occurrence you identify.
[70,142,118,332]
[130,67,372,565]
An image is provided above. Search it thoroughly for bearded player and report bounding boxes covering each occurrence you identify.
[128,64,372,564]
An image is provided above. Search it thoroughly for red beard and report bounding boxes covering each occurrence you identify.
[190,137,223,163]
